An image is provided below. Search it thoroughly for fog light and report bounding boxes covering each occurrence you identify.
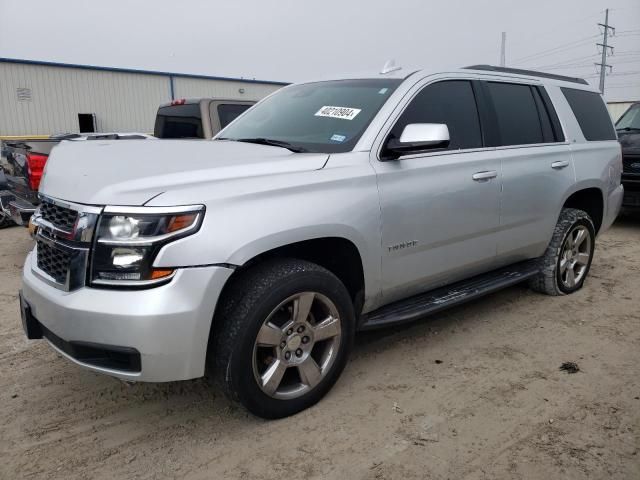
[97,271,142,281]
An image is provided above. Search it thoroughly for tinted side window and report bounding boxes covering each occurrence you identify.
[486,82,544,146]
[217,104,252,129]
[561,88,616,141]
[389,80,482,150]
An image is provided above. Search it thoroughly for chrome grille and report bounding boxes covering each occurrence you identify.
[40,201,78,231]
[32,196,101,291]
[36,239,71,284]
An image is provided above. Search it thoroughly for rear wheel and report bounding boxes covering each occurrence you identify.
[209,259,354,419]
[529,208,595,295]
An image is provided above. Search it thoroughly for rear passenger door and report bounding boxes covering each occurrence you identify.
[482,81,574,263]
[373,79,502,303]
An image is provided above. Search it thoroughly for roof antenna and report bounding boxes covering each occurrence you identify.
[380,59,402,75]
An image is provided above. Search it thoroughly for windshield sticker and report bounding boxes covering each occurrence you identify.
[330,134,347,143]
[378,88,389,95]
[315,106,361,121]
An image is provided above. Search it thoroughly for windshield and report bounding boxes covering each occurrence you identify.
[616,104,640,130]
[217,79,402,153]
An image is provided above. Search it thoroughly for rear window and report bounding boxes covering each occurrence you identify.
[217,104,252,129]
[154,104,204,139]
[561,88,616,141]
[486,82,544,146]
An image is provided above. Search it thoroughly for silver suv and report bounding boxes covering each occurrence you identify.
[20,65,623,418]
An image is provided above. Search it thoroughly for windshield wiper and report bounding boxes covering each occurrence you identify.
[233,137,308,153]
[616,127,640,132]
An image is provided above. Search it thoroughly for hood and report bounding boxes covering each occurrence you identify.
[39,140,328,205]
[618,131,640,155]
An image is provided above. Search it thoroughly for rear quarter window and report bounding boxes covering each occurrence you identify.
[561,88,616,141]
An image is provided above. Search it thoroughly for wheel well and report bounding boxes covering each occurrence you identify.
[236,238,365,310]
[563,188,604,234]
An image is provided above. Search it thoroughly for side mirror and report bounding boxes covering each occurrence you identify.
[382,123,450,160]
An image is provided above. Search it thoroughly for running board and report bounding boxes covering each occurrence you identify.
[359,260,540,330]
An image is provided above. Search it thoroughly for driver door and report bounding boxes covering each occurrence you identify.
[371,79,502,304]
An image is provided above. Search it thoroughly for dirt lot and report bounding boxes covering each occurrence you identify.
[1,217,639,480]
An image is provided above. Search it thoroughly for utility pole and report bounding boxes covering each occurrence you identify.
[595,9,614,94]
[500,32,506,66]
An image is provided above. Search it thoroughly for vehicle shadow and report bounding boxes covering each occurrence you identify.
[615,209,640,227]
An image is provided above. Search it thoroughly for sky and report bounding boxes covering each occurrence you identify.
[0,0,638,101]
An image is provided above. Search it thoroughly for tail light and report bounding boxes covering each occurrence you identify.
[26,153,48,191]
[171,98,186,106]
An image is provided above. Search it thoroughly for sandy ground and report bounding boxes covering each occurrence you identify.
[1,217,638,480]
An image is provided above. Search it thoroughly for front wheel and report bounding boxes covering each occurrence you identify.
[529,208,595,295]
[0,215,14,229]
[209,259,355,419]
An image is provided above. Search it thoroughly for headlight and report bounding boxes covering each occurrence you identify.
[91,205,204,287]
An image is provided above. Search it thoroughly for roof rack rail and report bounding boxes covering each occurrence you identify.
[463,65,589,85]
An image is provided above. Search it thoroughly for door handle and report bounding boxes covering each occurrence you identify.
[551,160,570,169]
[472,170,498,181]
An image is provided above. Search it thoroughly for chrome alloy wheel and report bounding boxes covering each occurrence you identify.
[559,225,592,289]
[252,292,342,400]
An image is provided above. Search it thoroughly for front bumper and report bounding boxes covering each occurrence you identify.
[21,251,234,382]
[622,177,640,209]
[0,190,36,225]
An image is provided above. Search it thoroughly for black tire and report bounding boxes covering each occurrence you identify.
[0,215,14,229]
[529,208,595,296]
[208,258,355,419]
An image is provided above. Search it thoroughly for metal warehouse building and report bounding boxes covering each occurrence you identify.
[0,58,287,137]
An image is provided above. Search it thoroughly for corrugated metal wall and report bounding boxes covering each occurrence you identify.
[172,77,279,102]
[0,61,283,136]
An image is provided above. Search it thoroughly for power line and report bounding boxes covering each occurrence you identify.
[507,11,604,49]
[511,35,600,64]
[608,58,640,67]
[609,71,640,76]
[606,84,640,88]
[540,63,599,71]
[534,56,640,71]
[535,54,599,69]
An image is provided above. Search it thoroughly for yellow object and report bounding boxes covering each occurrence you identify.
[150,269,174,280]
[0,135,51,140]
[28,218,38,238]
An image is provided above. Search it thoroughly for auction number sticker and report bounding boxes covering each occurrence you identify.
[315,106,361,120]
